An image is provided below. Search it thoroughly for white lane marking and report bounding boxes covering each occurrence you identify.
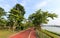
[28,31,33,38]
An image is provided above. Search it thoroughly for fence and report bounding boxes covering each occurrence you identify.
[36,29,60,38]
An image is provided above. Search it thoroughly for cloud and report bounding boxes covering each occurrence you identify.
[34,1,47,10]
[10,0,18,4]
[0,4,11,11]
[48,18,60,25]
[34,0,53,10]
[0,0,19,11]
[20,0,31,6]
[0,0,3,1]
[47,8,60,25]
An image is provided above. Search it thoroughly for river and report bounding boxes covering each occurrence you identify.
[42,27,60,34]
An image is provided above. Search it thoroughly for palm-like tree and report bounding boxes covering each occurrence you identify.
[28,9,57,30]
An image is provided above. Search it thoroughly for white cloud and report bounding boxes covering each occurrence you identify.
[35,1,47,10]
[47,18,60,25]
[0,0,19,11]
[47,9,60,25]
[34,0,60,25]
[20,0,26,6]
[20,0,31,6]
[10,0,18,4]
[0,4,11,11]
[34,0,53,10]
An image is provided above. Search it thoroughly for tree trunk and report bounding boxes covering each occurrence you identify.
[36,25,41,31]
[13,21,17,32]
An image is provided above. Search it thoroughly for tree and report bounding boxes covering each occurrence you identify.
[0,18,7,29]
[24,20,34,29]
[0,7,6,17]
[8,4,25,31]
[28,9,57,30]
[0,7,7,29]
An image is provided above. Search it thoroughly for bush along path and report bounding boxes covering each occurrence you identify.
[9,27,37,38]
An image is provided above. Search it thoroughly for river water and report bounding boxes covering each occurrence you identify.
[42,27,60,34]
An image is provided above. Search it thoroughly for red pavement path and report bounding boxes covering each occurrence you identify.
[29,30,36,38]
[9,28,37,38]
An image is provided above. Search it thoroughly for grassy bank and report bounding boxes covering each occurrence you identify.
[36,29,60,38]
[45,30,60,36]
[41,30,60,38]
[0,30,16,38]
[36,30,51,38]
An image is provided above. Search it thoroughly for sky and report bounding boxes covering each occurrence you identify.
[0,0,60,25]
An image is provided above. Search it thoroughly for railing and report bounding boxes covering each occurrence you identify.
[36,29,60,38]
[41,25,60,28]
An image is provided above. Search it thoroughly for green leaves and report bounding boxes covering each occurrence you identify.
[0,7,7,27]
[48,13,57,19]
[28,9,57,26]
[13,4,25,15]
[0,3,58,30]
[8,4,25,28]
[0,7,6,17]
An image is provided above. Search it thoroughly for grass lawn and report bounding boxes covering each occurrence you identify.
[0,30,16,38]
[36,30,51,38]
[41,30,60,38]
[36,29,60,38]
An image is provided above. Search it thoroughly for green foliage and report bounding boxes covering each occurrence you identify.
[36,29,51,38]
[0,4,58,31]
[0,18,7,25]
[29,9,57,27]
[8,4,25,31]
[9,4,25,21]
[9,4,25,22]
[13,4,25,15]
[45,30,60,36]
[0,30,16,38]
[24,21,34,28]
[0,7,7,29]
[0,7,6,17]
[41,30,60,38]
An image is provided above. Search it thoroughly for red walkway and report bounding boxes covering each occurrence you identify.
[9,28,37,38]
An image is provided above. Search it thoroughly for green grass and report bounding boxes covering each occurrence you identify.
[0,30,16,38]
[0,29,60,38]
[36,30,51,38]
[45,30,60,36]
[36,29,60,38]
[41,30,60,38]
